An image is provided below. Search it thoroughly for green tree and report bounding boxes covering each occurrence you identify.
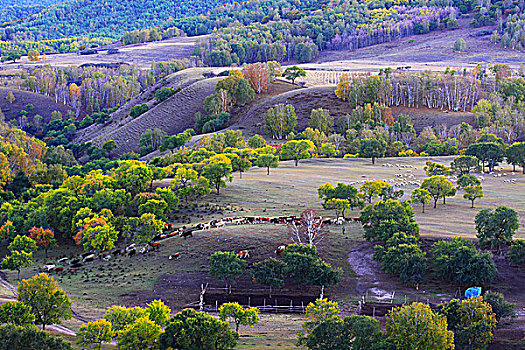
[483,291,515,322]
[17,273,73,330]
[432,238,497,286]
[317,182,363,218]
[159,308,239,350]
[8,234,36,254]
[305,315,388,350]
[1,251,33,281]
[209,251,247,292]
[360,180,391,203]
[442,297,498,350]
[506,142,525,173]
[509,239,525,265]
[451,155,481,175]
[297,298,341,346]
[113,160,154,196]
[247,134,266,148]
[424,160,450,176]
[135,213,165,244]
[475,206,519,252]
[0,301,35,326]
[283,66,306,85]
[386,303,454,350]
[280,140,315,166]
[375,242,427,289]
[309,108,333,134]
[117,317,161,350]
[76,319,114,350]
[264,104,297,139]
[466,142,505,172]
[255,154,279,175]
[464,184,483,208]
[138,199,168,221]
[202,155,233,195]
[0,324,72,350]
[219,302,260,332]
[155,87,178,102]
[103,306,147,333]
[360,199,419,242]
[226,153,252,178]
[457,174,481,189]
[359,138,386,164]
[252,258,286,297]
[421,175,456,208]
[145,299,171,327]
[411,188,431,213]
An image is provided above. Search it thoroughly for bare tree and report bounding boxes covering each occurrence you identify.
[287,209,329,247]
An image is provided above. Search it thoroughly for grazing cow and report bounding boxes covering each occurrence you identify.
[54,267,64,273]
[112,249,123,256]
[128,249,136,257]
[43,264,56,272]
[148,242,161,250]
[57,257,69,264]
[83,254,95,263]
[232,218,246,225]
[275,245,286,254]
[237,250,250,259]
[334,217,345,225]
[168,252,181,260]
[80,252,93,259]
[180,228,195,239]
[69,268,78,274]
[102,255,111,262]
[70,258,81,265]
[139,245,149,254]
[125,244,136,252]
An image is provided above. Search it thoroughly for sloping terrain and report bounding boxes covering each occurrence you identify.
[0,88,71,123]
[75,68,221,154]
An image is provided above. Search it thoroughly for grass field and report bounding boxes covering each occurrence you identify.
[2,156,524,348]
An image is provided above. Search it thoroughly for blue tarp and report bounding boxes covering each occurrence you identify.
[465,287,482,298]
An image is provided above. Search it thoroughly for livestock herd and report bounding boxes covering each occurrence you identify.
[40,214,360,275]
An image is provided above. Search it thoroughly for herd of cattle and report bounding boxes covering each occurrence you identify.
[41,214,360,275]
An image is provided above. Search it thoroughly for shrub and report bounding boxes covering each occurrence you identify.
[509,239,525,265]
[483,291,515,322]
[454,38,466,51]
[155,87,179,102]
[130,103,149,118]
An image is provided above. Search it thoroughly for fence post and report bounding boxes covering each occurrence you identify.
[373,306,376,318]
[215,300,218,312]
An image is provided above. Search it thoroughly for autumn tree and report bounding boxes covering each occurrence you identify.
[242,63,269,94]
[280,140,315,166]
[28,227,56,258]
[73,217,118,253]
[219,302,260,333]
[6,91,15,104]
[464,184,483,208]
[475,206,519,253]
[247,134,266,148]
[264,104,297,139]
[145,299,171,327]
[113,160,154,196]
[17,273,72,330]
[334,73,352,101]
[386,303,454,350]
[424,160,450,176]
[296,298,341,346]
[255,154,278,175]
[283,66,306,85]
